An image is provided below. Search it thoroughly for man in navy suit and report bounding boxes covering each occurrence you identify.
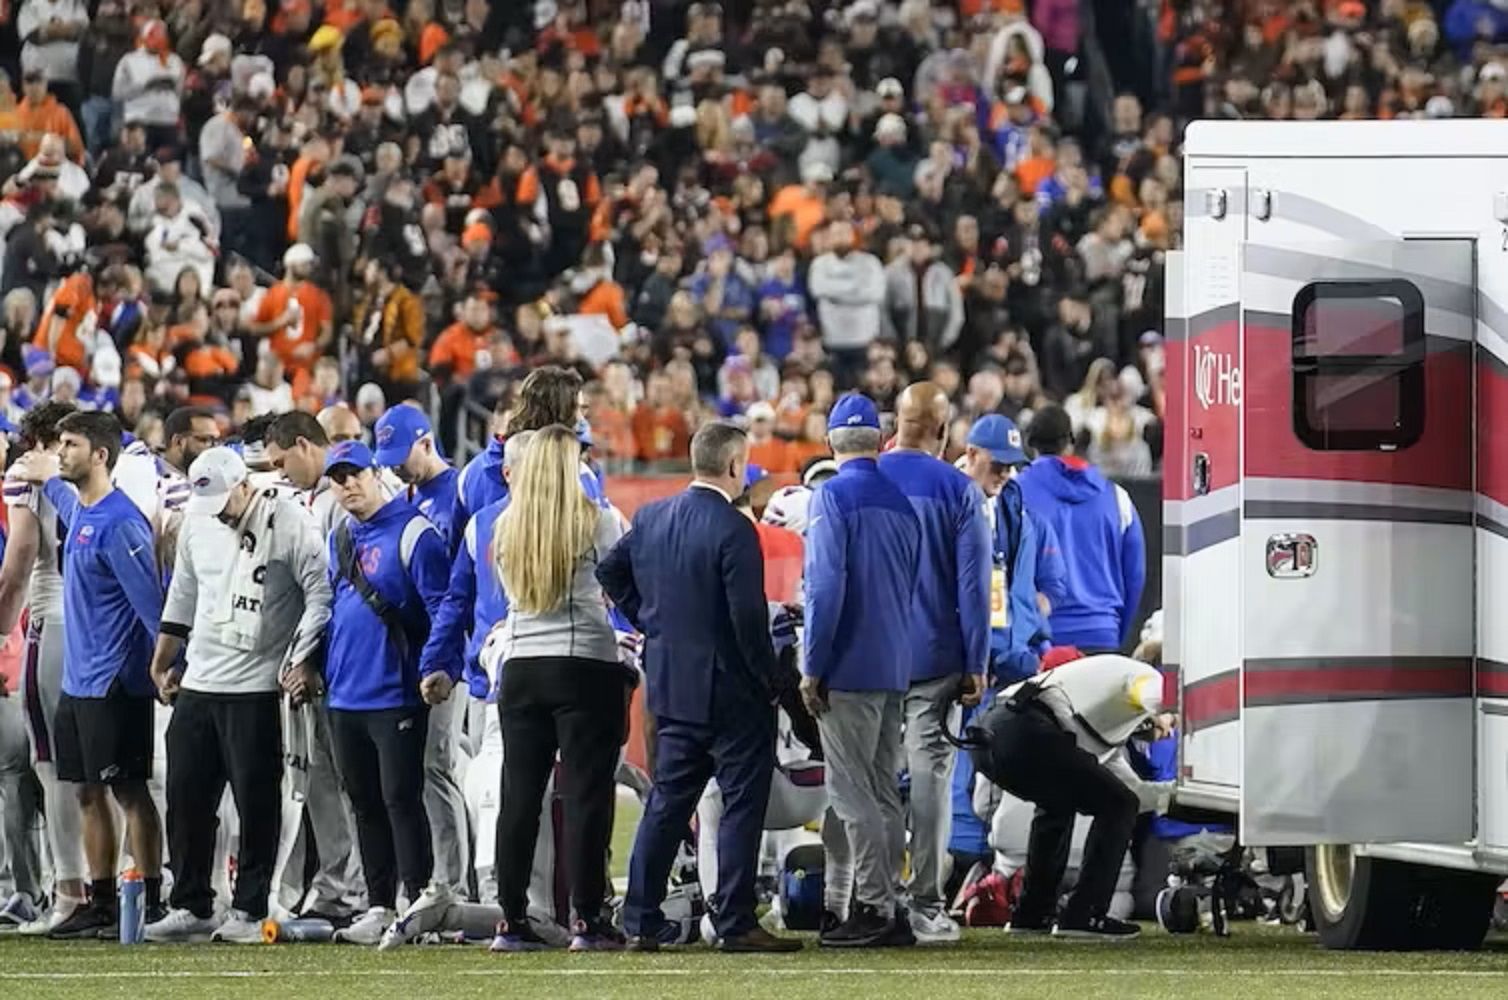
[597,421,802,954]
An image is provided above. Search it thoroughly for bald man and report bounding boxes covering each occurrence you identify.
[317,405,364,443]
[875,382,991,944]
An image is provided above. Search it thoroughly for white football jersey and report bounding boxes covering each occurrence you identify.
[2,471,69,617]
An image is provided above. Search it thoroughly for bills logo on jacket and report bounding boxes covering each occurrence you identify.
[360,545,382,577]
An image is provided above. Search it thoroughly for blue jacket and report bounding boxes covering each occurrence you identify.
[989,479,1068,683]
[802,458,921,692]
[455,437,506,529]
[324,496,450,711]
[1016,456,1145,651]
[49,484,163,698]
[876,450,990,682]
[597,485,780,726]
[412,466,461,555]
[421,496,509,697]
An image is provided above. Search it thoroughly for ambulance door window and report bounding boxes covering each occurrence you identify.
[1290,280,1425,451]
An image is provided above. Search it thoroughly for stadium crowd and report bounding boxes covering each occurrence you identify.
[0,0,1476,956]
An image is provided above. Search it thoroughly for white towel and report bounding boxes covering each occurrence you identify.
[209,489,276,651]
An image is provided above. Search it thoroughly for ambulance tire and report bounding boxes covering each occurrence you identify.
[1305,848,1498,950]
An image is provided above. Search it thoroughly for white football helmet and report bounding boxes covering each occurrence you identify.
[762,484,813,536]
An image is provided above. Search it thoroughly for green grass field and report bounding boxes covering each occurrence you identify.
[3,929,1508,1000]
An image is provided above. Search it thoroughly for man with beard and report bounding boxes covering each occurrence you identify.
[11,411,165,938]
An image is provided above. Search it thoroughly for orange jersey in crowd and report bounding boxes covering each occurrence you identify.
[33,273,95,373]
[430,322,490,381]
[256,280,333,374]
[578,279,628,330]
[768,184,825,251]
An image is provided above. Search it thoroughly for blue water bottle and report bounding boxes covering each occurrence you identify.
[119,869,144,944]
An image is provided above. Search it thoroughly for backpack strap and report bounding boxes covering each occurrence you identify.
[334,520,410,663]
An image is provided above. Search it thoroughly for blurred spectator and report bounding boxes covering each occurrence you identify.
[809,218,886,387]
[883,224,964,355]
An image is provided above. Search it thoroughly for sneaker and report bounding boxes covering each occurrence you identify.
[1006,913,1055,936]
[211,910,266,944]
[882,909,917,948]
[819,910,843,936]
[819,902,891,949]
[908,907,961,944]
[145,907,218,943]
[333,906,394,946]
[48,901,118,940]
[1053,913,1141,942]
[18,897,80,937]
[568,919,625,952]
[0,892,41,928]
[489,918,553,953]
[379,883,457,952]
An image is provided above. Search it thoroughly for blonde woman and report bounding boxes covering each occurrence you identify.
[488,424,630,954]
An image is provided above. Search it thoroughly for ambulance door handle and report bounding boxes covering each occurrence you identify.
[1266,534,1317,579]
[1192,452,1211,497]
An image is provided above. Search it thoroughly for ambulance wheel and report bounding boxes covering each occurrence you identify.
[1305,847,1498,950]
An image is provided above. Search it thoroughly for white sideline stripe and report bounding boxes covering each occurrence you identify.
[2,969,1505,981]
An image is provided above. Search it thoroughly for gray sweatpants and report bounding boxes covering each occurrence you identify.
[423,689,470,892]
[901,675,959,914]
[818,689,904,919]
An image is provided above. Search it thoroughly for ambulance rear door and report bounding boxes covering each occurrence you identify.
[1239,239,1475,846]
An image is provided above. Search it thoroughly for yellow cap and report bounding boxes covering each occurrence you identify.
[308,25,343,52]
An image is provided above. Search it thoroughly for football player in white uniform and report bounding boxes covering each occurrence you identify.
[0,402,88,933]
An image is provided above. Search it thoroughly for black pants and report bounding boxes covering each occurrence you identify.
[971,704,1138,925]
[166,691,282,919]
[330,706,432,909]
[496,657,629,926]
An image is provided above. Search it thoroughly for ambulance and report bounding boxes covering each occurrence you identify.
[1165,120,1508,949]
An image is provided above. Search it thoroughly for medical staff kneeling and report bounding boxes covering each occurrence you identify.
[963,654,1174,941]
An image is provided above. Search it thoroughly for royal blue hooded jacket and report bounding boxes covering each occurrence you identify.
[802,458,921,692]
[1015,456,1145,651]
[876,450,991,682]
[324,496,450,711]
[454,437,506,529]
[422,496,509,698]
[412,466,461,555]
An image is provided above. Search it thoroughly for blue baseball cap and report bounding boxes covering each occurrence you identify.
[324,439,376,474]
[827,393,880,431]
[744,462,768,488]
[373,405,433,467]
[967,414,1028,466]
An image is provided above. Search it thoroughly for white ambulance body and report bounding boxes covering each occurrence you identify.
[1167,120,1508,948]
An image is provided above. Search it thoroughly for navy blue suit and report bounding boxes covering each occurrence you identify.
[596,484,781,939]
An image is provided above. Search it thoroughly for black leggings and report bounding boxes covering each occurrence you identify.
[495,657,629,926]
[330,706,433,909]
